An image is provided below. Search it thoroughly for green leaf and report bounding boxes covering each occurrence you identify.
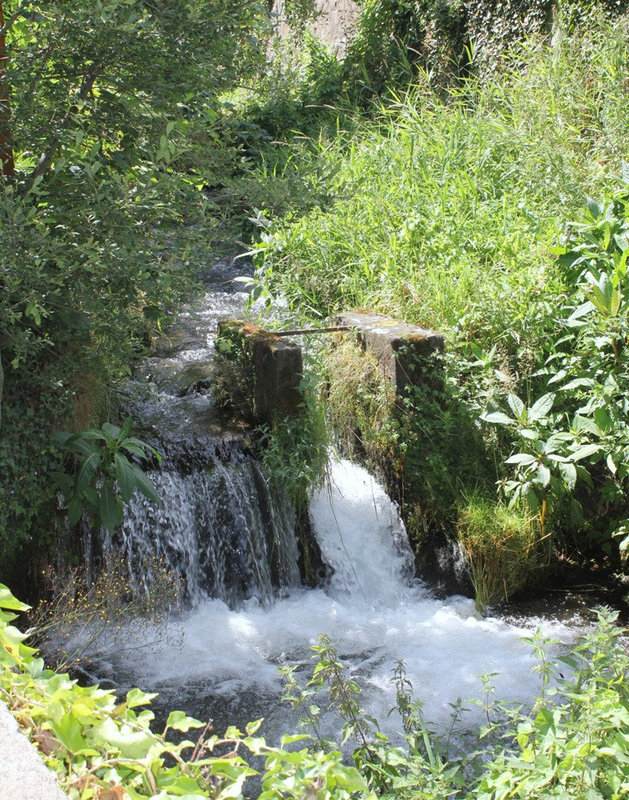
[102,422,122,441]
[481,411,514,426]
[126,688,158,708]
[505,453,536,466]
[50,713,87,754]
[570,444,602,462]
[536,463,551,488]
[558,461,577,491]
[529,393,555,422]
[92,717,157,759]
[99,481,124,532]
[165,710,203,732]
[594,407,613,434]
[128,463,161,505]
[114,453,137,503]
[0,586,30,612]
[68,495,85,526]
[75,451,101,493]
[507,394,526,421]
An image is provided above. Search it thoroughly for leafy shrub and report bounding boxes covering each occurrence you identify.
[482,184,629,560]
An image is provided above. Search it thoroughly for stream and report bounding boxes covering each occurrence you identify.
[69,255,602,743]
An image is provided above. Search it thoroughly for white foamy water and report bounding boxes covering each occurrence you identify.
[81,457,579,742]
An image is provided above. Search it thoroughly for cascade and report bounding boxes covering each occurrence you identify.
[72,258,582,740]
[96,256,300,607]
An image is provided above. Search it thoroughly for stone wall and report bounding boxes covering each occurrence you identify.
[272,0,360,55]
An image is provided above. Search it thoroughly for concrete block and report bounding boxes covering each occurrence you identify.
[217,320,303,424]
[330,311,444,397]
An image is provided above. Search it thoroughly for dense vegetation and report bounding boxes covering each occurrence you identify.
[2,585,629,799]
[3,0,629,796]
[252,5,629,604]
[0,0,276,588]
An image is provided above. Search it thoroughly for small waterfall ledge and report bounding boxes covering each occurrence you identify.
[68,256,582,739]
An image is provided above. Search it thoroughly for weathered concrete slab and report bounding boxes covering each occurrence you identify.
[330,311,444,396]
[0,701,68,800]
[217,320,303,424]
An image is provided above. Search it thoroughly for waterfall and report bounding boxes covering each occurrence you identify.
[96,256,301,608]
[79,455,579,740]
[74,256,580,740]
[115,460,300,607]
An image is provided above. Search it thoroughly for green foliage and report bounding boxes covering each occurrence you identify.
[284,611,629,800]
[52,419,161,533]
[258,365,329,515]
[213,320,256,423]
[457,495,547,610]
[482,185,629,557]
[325,336,396,465]
[0,0,275,564]
[0,583,372,800]
[252,16,629,570]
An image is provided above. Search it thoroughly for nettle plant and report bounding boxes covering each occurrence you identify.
[481,183,629,557]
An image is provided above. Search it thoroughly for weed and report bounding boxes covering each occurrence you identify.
[456,494,548,611]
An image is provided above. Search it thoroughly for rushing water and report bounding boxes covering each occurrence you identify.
[75,255,586,742]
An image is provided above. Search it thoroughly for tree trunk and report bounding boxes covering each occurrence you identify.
[0,1,15,178]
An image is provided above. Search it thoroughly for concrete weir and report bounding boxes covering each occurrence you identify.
[330,311,444,397]
[218,312,443,422]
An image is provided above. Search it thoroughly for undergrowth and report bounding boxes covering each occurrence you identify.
[251,15,629,595]
[3,584,629,800]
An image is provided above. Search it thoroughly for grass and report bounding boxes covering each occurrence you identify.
[457,494,548,611]
[246,15,629,574]
[253,19,629,352]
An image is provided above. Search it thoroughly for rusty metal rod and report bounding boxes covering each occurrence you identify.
[272,326,352,337]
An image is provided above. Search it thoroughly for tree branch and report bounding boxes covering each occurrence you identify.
[0,0,34,40]
[24,66,100,191]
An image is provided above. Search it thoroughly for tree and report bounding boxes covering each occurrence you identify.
[0,0,272,577]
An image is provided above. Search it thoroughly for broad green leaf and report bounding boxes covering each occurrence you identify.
[594,407,613,434]
[68,495,85,527]
[505,453,536,466]
[558,461,577,490]
[126,688,158,708]
[99,481,124,532]
[536,463,551,488]
[102,422,122,441]
[92,717,157,759]
[165,710,203,732]
[481,411,514,426]
[570,444,602,462]
[529,393,555,422]
[561,378,595,391]
[0,586,30,612]
[129,463,161,505]
[115,454,137,502]
[50,713,86,754]
[507,394,526,421]
[75,451,101,493]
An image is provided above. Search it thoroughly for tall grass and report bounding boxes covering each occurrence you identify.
[254,19,629,352]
